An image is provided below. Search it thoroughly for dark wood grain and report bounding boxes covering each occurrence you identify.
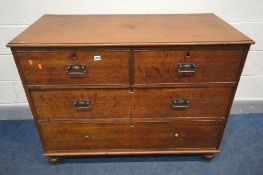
[134,49,244,84]
[7,14,254,159]
[11,49,50,152]
[31,89,131,120]
[132,87,234,118]
[7,14,254,47]
[39,120,222,151]
[16,50,129,85]
[216,47,250,149]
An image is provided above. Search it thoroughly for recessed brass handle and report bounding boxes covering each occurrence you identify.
[66,64,86,74]
[84,135,90,139]
[172,99,190,108]
[73,100,91,109]
[178,63,196,73]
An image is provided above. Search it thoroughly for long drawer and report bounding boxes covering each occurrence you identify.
[39,120,222,151]
[31,89,130,120]
[31,86,232,120]
[134,49,244,84]
[16,51,129,85]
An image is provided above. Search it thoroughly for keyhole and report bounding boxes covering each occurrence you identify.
[72,53,77,60]
[186,51,191,58]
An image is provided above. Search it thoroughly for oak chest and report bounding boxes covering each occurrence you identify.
[7,14,254,163]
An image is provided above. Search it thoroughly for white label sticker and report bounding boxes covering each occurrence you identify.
[94,55,102,61]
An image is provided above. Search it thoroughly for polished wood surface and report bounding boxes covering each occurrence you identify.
[39,120,221,151]
[132,87,234,118]
[16,51,129,85]
[31,86,233,120]
[134,49,244,84]
[7,14,254,47]
[7,14,254,161]
[31,89,130,120]
[44,149,220,157]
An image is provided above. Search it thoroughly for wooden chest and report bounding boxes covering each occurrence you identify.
[7,14,254,163]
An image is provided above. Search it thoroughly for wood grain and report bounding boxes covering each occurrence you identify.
[132,87,234,118]
[134,49,244,84]
[7,14,254,158]
[31,89,130,120]
[216,47,250,149]
[16,50,129,85]
[43,149,220,156]
[39,120,222,151]
[7,14,254,47]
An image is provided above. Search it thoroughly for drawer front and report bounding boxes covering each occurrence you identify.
[134,49,244,84]
[16,51,129,85]
[40,122,132,150]
[133,87,233,118]
[31,89,130,120]
[39,121,221,151]
[130,121,221,149]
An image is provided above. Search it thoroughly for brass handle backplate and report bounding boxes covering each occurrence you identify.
[73,100,91,109]
[178,63,196,73]
[172,99,190,108]
[66,64,86,74]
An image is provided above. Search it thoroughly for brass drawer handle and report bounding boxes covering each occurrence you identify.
[66,64,86,74]
[172,99,190,108]
[73,100,91,109]
[178,63,196,73]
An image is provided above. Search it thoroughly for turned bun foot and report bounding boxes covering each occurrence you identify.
[203,154,215,161]
[48,157,62,165]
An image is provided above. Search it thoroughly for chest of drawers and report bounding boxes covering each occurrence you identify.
[7,14,254,163]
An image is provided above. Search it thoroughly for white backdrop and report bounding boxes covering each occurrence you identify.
[0,0,262,107]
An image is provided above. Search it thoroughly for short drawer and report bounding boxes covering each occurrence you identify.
[16,50,129,85]
[134,49,244,84]
[31,89,130,120]
[132,87,233,118]
[39,120,221,151]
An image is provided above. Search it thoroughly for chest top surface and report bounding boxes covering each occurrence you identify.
[7,14,254,47]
